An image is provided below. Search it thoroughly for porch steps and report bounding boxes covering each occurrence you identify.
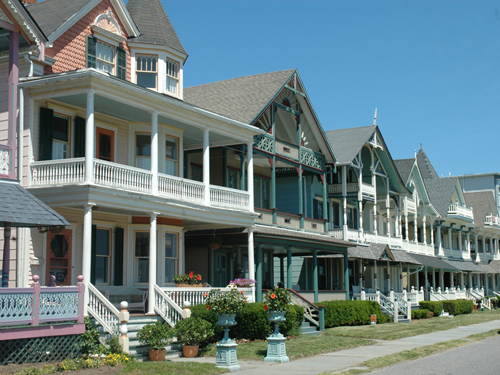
[300,320,320,336]
[127,315,183,360]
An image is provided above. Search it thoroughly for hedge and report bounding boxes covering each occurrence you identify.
[419,301,443,316]
[442,300,473,315]
[411,309,430,320]
[191,302,304,342]
[322,300,389,328]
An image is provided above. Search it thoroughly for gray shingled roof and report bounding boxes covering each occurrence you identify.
[443,259,486,273]
[394,158,415,186]
[417,148,439,180]
[184,69,296,125]
[408,254,460,271]
[26,0,89,37]
[0,180,69,227]
[464,191,494,228]
[127,0,186,55]
[423,177,458,217]
[325,126,375,166]
[347,244,420,264]
[486,260,500,273]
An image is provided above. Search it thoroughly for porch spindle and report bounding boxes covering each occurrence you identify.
[148,213,158,314]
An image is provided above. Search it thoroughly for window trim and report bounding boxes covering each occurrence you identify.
[136,53,158,90]
[164,134,179,176]
[96,126,115,162]
[166,58,180,95]
[95,39,116,74]
[52,112,71,160]
[95,227,112,286]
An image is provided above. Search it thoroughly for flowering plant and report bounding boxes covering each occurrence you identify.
[204,288,247,315]
[229,278,256,287]
[173,271,202,285]
[263,286,291,312]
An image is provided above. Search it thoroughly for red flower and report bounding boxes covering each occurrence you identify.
[189,274,193,279]
[207,305,211,310]
[204,293,208,297]
[264,305,268,310]
[241,291,244,295]
[271,294,276,299]
[197,275,201,281]
[243,300,246,303]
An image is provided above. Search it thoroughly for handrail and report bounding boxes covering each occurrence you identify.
[378,293,395,319]
[287,289,320,328]
[154,285,184,328]
[393,292,410,320]
[87,283,120,336]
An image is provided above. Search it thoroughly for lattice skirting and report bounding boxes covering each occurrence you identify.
[0,334,82,365]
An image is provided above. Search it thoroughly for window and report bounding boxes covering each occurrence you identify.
[86,36,126,79]
[95,228,111,284]
[313,198,323,220]
[165,136,178,175]
[254,176,270,209]
[135,232,149,284]
[135,133,151,170]
[191,164,203,182]
[96,127,114,162]
[228,169,239,189]
[164,233,178,283]
[332,202,340,228]
[166,58,179,94]
[52,114,70,160]
[136,54,158,89]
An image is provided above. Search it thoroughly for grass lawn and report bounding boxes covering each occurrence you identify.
[121,361,228,375]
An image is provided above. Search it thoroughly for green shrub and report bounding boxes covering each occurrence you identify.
[175,317,214,346]
[137,321,174,350]
[419,301,443,316]
[411,309,430,319]
[191,303,223,341]
[442,300,473,315]
[81,317,107,355]
[322,300,389,328]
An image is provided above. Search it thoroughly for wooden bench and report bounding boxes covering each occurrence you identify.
[98,287,148,313]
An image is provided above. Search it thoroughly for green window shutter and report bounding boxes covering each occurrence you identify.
[116,48,126,80]
[74,116,86,158]
[114,227,124,286]
[91,224,97,284]
[86,36,97,69]
[39,107,53,161]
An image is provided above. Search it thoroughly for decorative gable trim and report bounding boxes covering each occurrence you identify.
[0,7,12,23]
[94,10,121,35]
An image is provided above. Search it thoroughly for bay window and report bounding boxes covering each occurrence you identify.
[166,58,179,94]
[136,54,158,89]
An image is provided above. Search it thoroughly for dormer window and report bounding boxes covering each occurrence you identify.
[136,54,158,89]
[166,59,179,95]
[96,41,115,73]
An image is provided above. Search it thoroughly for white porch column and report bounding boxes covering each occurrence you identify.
[485,274,490,294]
[460,272,464,289]
[342,166,348,239]
[424,266,429,291]
[203,129,210,205]
[468,273,473,289]
[467,232,471,259]
[372,170,377,236]
[148,213,158,315]
[405,214,409,242]
[414,214,418,243]
[439,270,444,289]
[448,228,452,251]
[151,111,159,195]
[386,191,391,237]
[458,229,462,252]
[422,216,427,245]
[483,235,487,257]
[475,234,479,262]
[374,260,378,290]
[82,204,94,314]
[415,266,419,290]
[437,226,443,256]
[358,168,363,238]
[85,91,95,183]
[248,227,255,301]
[247,142,254,212]
[432,267,436,288]
[358,259,363,289]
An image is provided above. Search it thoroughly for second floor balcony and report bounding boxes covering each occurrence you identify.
[485,214,500,227]
[448,203,474,221]
[327,182,376,199]
[255,208,326,234]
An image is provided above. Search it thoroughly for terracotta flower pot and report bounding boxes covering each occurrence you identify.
[182,345,199,358]
[149,348,166,361]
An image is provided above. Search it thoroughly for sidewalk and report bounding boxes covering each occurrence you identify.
[170,319,500,374]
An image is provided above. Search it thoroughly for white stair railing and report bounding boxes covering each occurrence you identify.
[392,291,411,321]
[154,285,184,328]
[288,289,319,328]
[87,283,120,336]
[378,292,396,320]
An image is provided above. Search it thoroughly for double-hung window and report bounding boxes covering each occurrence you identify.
[135,232,149,284]
[52,114,70,160]
[135,133,151,170]
[164,233,178,283]
[86,36,126,79]
[165,136,178,175]
[166,58,179,94]
[95,228,111,285]
[136,54,158,89]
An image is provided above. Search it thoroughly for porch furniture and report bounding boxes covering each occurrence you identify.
[99,286,148,313]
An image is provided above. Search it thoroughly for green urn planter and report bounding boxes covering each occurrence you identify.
[264,311,289,363]
[215,313,240,371]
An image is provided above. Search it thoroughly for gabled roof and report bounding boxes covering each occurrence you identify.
[325,125,376,166]
[184,69,296,125]
[423,177,460,217]
[417,148,439,180]
[394,158,415,185]
[464,191,496,228]
[127,0,186,57]
[0,179,69,227]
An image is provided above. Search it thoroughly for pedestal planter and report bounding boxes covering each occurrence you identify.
[182,345,199,358]
[175,283,203,287]
[215,313,240,371]
[149,348,166,361]
[264,311,289,363]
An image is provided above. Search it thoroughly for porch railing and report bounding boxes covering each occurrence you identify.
[392,291,411,321]
[158,173,204,204]
[160,287,253,308]
[153,285,184,328]
[485,215,500,227]
[0,275,84,328]
[288,289,321,330]
[31,158,85,186]
[87,283,120,335]
[210,185,250,210]
[448,203,474,220]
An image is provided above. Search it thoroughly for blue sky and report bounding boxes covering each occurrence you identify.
[159,0,500,176]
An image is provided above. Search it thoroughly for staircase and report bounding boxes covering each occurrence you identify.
[299,319,320,336]
[288,289,323,334]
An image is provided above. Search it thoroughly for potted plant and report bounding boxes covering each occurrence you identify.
[173,271,202,287]
[136,321,174,361]
[263,286,292,363]
[229,278,256,288]
[207,236,222,250]
[175,317,214,357]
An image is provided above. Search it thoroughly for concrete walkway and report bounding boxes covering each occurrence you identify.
[170,319,500,374]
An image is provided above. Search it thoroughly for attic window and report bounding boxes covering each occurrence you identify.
[166,58,179,95]
[136,54,158,89]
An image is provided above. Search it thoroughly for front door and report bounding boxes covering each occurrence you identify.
[96,127,114,162]
[46,229,72,286]
[214,251,228,287]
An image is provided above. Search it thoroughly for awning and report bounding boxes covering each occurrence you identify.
[0,179,69,227]
[408,254,460,272]
[442,259,486,273]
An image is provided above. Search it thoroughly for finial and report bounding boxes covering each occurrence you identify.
[373,108,377,126]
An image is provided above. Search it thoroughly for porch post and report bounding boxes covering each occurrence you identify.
[151,111,158,195]
[240,144,246,190]
[147,213,158,315]
[485,274,489,294]
[271,156,277,223]
[372,168,377,237]
[279,256,284,285]
[424,266,429,291]
[2,224,11,287]
[298,166,304,228]
[405,213,409,243]
[437,225,443,256]
[422,216,427,244]
[85,91,95,183]
[313,250,318,303]
[414,212,418,244]
[448,228,452,251]
[82,204,94,313]
[287,248,292,289]
[248,227,255,301]
[344,253,349,300]
[400,262,403,291]
[358,167,364,238]
[8,30,19,179]
[386,188,390,237]
[432,267,436,289]
[247,141,254,212]
[373,260,377,290]
[342,166,348,239]
[468,272,473,289]
[203,129,210,205]
[322,171,328,232]
[475,235,479,262]
[256,245,262,302]
[358,259,363,290]
[439,270,444,290]
[430,220,434,248]
[460,272,464,289]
